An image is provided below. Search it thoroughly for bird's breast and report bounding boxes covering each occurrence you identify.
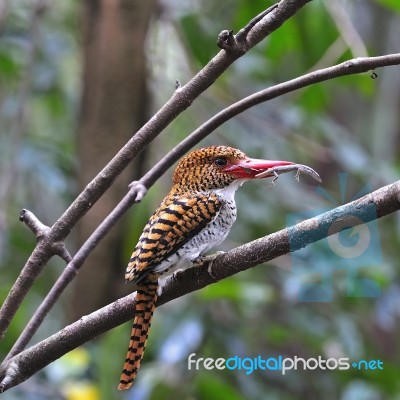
[150,198,237,278]
[183,199,237,256]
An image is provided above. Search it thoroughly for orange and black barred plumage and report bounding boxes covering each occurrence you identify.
[118,280,158,390]
[118,146,295,390]
[118,192,222,390]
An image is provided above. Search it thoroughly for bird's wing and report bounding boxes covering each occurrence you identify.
[125,192,222,283]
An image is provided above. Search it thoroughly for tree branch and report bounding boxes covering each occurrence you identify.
[0,0,311,340]
[18,210,49,240]
[7,52,400,359]
[0,179,398,393]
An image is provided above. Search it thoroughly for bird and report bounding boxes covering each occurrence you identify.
[118,145,299,390]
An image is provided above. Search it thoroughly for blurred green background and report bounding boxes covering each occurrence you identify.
[1,0,400,399]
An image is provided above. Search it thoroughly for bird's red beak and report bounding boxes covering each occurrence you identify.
[224,157,294,179]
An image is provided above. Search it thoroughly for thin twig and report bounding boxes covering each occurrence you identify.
[18,210,72,263]
[51,243,72,264]
[217,3,279,52]
[0,179,399,392]
[19,210,49,240]
[236,3,279,42]
[0,0,310,340]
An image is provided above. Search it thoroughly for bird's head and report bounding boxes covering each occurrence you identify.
[172,145,294,191]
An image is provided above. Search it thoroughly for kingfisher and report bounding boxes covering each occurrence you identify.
[118,145,319,390]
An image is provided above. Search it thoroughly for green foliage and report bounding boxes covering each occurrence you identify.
[375,0,400,11]
[196,373,244,400]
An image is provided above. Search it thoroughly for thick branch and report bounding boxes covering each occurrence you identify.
[0,0,311,340]
[0,180,398,392]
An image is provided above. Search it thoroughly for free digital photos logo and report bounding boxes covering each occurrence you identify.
[187,175,385,378]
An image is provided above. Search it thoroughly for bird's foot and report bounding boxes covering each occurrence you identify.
[192,251,225,267]
[192,251,225,277]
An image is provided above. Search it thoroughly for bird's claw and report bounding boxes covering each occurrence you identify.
[192,251,225,267]
[192,251,225,278]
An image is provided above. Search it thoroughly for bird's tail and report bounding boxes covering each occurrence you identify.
[118,280,158,390]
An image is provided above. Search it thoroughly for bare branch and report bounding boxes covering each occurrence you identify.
[18,210,49,239]
[236,3,279,42]
[0,0,312,340]
[217,4,279,51]
[0,179,399,392]
[51,243,72,264]
[19,208,72,262]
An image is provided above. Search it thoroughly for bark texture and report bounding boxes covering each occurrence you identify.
[73,0,156,318]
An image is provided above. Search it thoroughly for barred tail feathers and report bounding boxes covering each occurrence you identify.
[118,281,158,390]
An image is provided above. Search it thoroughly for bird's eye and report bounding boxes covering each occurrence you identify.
[214,157,228,167]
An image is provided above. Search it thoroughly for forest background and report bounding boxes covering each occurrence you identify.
[1,0,400,399]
